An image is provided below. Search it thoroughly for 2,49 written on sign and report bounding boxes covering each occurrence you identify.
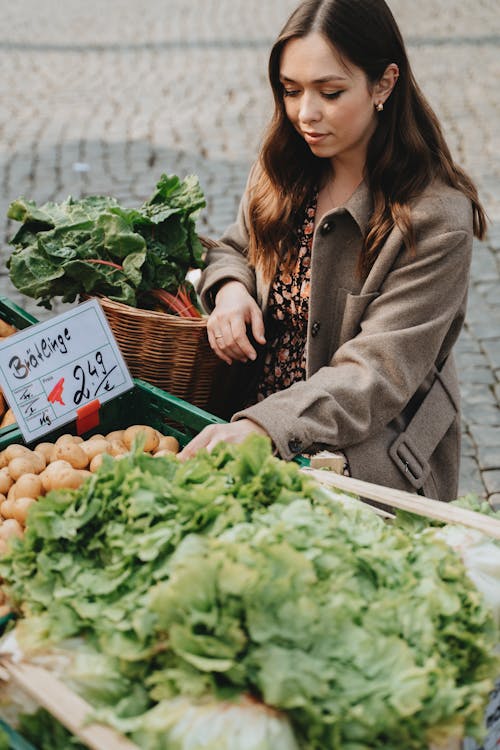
[0,299,134,442]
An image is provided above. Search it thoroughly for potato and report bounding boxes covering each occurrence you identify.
[0,540,9,556]
[87,433,105,441]
[13,473,43,500]
[123,425,159,453]
[55,433,83,446]
[8,456,37,481]
[52,442,89,469]
[156,435,180,454]
[154,449,179,458]
[3,444,32,462]
[12,496,37,526]
[106,430,125,442]
[0,320,17,337]
[0,451,7,470]
[40,460,73,492]
[46,466,88,491]
[0,409,16,428]
[34,442,55,463]
[0,518,23,541]
[80,438,110,461]
[107,439,128,457]
[8,452,45,480]
[89,454,105,472]
[0,467,14,495]
[0,498,15,519]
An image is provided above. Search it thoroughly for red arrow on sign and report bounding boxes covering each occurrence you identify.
[48,377,65,406]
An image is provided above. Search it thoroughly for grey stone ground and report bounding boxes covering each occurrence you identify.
[0,0,499,506]
[0,2,499,746]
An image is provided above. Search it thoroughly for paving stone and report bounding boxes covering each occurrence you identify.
[495,383,500,403]
[483,469,500,496]
[458,460,486,499]
[471,321,500,341]
[462,402,500,427]
[477,445,500,472]
[469,425,500,447]
[456,351,491,369]
[455,333,481,354]
[471,248,498,281]
[458,367,496,386]
[482,340,500,370]
[489,493,500,511]
[461,383,497,405]
[461,432,476,457]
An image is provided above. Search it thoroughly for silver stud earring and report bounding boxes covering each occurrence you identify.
[376,102,384,112]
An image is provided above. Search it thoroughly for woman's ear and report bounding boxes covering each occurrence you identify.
[373,63,399,107]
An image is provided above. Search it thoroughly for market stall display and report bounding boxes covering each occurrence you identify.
[0,242,498,749]
[0,435,498,750]
[5,175,222,408]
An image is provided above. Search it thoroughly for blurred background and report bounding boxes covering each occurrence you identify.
[0,0,499,501]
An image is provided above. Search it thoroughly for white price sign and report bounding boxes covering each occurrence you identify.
[0,298,134,442]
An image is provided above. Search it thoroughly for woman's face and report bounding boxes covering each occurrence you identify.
[279,32,379,170]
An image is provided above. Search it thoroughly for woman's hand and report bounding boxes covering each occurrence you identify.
[177,419,270,460]
[207,280,266,365]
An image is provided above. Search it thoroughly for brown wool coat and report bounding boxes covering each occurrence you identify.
[198,175,473,501]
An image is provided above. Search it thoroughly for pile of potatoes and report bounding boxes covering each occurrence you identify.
[0,424,180,553]
[0,318,18,430]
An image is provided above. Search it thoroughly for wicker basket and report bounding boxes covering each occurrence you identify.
[94,295,222,409]
[88,237,225,410]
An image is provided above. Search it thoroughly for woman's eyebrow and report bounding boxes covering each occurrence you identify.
[279,74,348,83]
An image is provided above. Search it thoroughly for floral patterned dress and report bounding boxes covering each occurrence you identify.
[255,190,350,476]
[255,194,315,402]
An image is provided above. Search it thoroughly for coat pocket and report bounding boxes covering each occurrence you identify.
[337,290,380,348]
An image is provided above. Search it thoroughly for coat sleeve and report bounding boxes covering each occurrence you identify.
[197,168,258,312]
[233,198,473,460]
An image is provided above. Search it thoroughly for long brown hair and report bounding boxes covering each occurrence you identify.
[248,0,487,280]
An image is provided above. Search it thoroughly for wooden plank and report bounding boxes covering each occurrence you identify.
[301,468,500,540]
[1,659,140,750]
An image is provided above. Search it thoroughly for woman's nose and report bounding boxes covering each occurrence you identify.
[299,92,321,124]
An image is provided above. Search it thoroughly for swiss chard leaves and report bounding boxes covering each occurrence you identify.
[6,174,206,309]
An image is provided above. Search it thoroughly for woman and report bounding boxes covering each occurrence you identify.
[179,0,487,500]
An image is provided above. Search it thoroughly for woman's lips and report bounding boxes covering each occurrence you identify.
[303,131,328,144]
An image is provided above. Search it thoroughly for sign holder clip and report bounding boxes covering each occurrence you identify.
[76,399,101,435]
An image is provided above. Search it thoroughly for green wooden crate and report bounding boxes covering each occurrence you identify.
[0,297,38,442]
[0,378,225,451]
[0,719,37,750]
[0,297,38,331]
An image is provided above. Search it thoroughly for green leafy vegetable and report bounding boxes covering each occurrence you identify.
[0,437,498,750]
[0,726,9,750]
[17,709,86,750]
[7,173,206,310]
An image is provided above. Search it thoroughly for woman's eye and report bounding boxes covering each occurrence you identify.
[283,88,300,97]
[322,91,343,100]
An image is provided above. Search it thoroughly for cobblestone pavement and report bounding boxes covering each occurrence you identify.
[0,0,499,505]
[0,2,499,745]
